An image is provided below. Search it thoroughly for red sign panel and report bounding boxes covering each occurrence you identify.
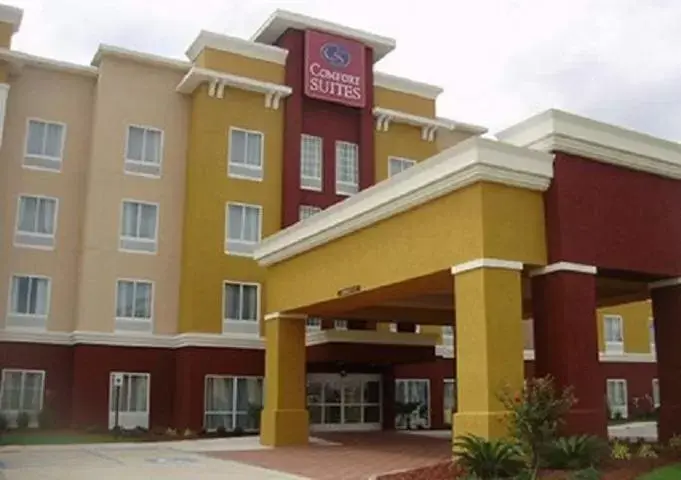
[304,30,366,108]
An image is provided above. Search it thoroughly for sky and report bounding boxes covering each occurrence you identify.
[6,0,681,140]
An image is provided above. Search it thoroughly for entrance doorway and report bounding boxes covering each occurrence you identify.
[108,372,150,429]
[306,373,382,432]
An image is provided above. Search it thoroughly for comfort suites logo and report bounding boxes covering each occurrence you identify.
[304,30,366,108]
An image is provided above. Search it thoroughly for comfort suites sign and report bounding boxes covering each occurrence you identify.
[304,30,366,108]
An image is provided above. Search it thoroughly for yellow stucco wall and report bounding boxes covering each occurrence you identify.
[598,300,653,354]
[373,123,438,182]
[374,87,435,118]
[265,181,546,314]
[195,48,285,84]
[178,85,284,333]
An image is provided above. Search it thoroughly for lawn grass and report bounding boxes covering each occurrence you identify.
[0,431,136,446]
[638,463,681,479]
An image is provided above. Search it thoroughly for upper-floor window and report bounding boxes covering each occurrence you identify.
[649,317,655,352]
[228,128,263,181]
[24,119,66,172]
[388,157,416,177]
[120,200,159,254]
[223,282,260,335]
[335,141,358,195]
[115,279,153,333]
[334,319,348,331]
[306,317,322,332]
[125,125,163,177]
[299,205,322,221]
[6,275,50,330]
[604,314,624,354]
[15,195,58,249]
[225,203,262,256]
[0,369,45,428]
[301,134,322,191]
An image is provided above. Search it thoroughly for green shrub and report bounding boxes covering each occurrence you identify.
[571,466,601,480]
[16,412,30,429]
[636,443,658,459]
[610,440,631,460]
[669,434,681,451]
[542,435,607,470]
[453,433,524,479]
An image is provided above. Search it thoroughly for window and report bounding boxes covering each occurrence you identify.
[204,376,263,431]
[443,379,456,425]
[389,323,397,333]
[606,379,628,419]
[306,317,322,332]
[395,379,430,429]
[442,325,454,343]
[120,201,158,253]
[307,374,381,427]
[125,125,163,176]
[301,135,322,190]
[334,319,348,331]
[649,317,655,352]
[0,369,45,428]
[108,372,150,430]
[652,379,660,408]
[115,280,153,332]
[223,282,260,335]
[24,119,65,171]
[335,141,359,195]
[225,203,262,256]
[228,128,263,180]
[388,157,416,177]
[299,205,322,221]
[604,315,624,353]
[14,195,58,249]
[6,275,50,329]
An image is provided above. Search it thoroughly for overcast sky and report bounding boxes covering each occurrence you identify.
[7,0,681,139]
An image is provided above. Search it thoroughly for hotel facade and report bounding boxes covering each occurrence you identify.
[0,4,669,441]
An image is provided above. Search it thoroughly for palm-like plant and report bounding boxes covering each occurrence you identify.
[453,433,524,479]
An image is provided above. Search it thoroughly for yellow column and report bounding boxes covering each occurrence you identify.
[452,259,525,440]
[260,313,309,447]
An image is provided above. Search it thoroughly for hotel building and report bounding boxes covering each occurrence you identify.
[0,3,664,439]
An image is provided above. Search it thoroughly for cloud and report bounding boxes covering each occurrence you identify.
[6,0,681,140]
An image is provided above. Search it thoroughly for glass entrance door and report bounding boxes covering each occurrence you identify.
[395,379,430,429]
[307,374,381,431]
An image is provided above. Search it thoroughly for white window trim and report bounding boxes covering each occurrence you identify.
[22,117,67,173]
[0,369,46,427]
[606,378,628,419]
[114,278,155,332]
[108,371,151,424]
[13,194,59,251]
[222,281,261,325]
[203,374,264,432]
[604,314,624,354]
[388,156,416,177]
[335,140,359,196]
[118,199,160,255]
[652,378,660,408]
[300,134,323,192]
[5,274,52,329]
[443,378,456,425]
[227,127,265,182]
[224,202,263,257]
[123,124,164,178]
[306,317,322,332]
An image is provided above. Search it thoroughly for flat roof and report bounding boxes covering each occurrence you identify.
[251,9,396,62]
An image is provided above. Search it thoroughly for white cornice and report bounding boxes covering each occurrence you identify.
[186,30,288,65]
[306,329,438,347]
[255,137,554,267]
[496,109,681,180]
[176,66,292,109]
[437,347,657,364]
[529,262,597,277]
[649,277,681,290]
[0,48,98,78]
[251,9,396,62]
[0,5,22,33]
[373,107,487,142]
[263,312,307,322]
[92,44,190,71]
[0,329,71,345]
[373,72,442,100]
[451,259,524,275]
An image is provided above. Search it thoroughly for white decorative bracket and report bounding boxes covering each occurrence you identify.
[375,114,391,132]
[264,91,283,110]
[0,83,9,149]
[421,125,438,142]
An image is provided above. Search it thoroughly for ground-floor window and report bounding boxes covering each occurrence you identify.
[109,372,150,430]
[395,379,430,429]
[0,369,45,427]
[444,379,456,425]
[606,379,628,419]
[204,375,263,431]
[307,374,381,430]
[652,378,660,408]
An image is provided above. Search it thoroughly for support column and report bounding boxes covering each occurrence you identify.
[452,259,525,440]
[260,313,309,447]
[530,262,607,438]
[650,280,681,442]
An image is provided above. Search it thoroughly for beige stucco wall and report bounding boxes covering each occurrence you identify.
[74,57,189,334]
[0,66,95,332]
